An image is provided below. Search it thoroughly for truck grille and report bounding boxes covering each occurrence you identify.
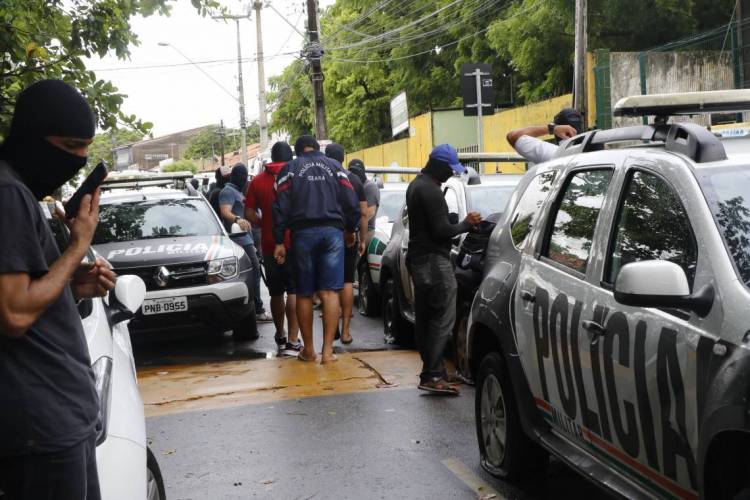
[116,262,208,291]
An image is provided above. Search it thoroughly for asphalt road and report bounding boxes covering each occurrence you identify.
[135,287,610,500]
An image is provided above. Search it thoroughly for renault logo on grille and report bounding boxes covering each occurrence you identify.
[154,266,170,287]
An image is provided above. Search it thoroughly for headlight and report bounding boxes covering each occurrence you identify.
[92,355,113,446]
[207,256,239,282]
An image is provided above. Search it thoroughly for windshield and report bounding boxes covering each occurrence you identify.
[93,198,222,244]
[378,190,406,223]
[698,165,750,287]
[466,185,516,216]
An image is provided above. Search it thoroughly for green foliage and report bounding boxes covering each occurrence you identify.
[163,159,198,174]
[183,122,260,160]
[0,0,221,139]
[270,0,734,151]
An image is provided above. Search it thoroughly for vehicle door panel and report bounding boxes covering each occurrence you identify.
[397,205,414,305]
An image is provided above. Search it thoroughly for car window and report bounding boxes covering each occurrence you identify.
[444,187,459,215]
[544,169,613,274]
[606,171,698,287]
[378,190,405,223]
[509,171,557,248]
[698,165,750,288]
[93,198,223,244]
[466,185,516,216]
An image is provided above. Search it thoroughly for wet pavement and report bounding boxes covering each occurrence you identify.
[135,288,609,499]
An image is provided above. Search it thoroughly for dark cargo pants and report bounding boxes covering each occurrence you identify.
[408,253,457,383]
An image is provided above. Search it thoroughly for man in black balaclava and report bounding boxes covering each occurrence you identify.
[404,144,480,396]
[506,107,583,165]
[220,162,268,322]
[0,79,116,499]
[208,166,228,217]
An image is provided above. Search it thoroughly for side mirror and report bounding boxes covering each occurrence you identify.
[448,212,459,225]
[228,222,247,240]
[614,260,713,317]
[109,275,146,324]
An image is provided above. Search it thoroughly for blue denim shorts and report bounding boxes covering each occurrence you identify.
[292,226,345,296]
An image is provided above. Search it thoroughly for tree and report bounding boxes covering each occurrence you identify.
[183,122,260,160]
[163,159,198,174]
[88,128,144,166]
[0,0,221,139]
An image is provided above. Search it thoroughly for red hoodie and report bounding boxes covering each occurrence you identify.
[245,161,291,255]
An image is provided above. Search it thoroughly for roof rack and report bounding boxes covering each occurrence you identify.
[613,89,750,118]
[101,179,181,191]
[103,171,193,185]
[557,122,727,163]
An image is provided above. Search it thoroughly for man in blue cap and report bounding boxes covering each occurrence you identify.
[405,144,481,395]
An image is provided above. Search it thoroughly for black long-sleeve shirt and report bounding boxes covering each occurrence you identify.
[405,173,471,259]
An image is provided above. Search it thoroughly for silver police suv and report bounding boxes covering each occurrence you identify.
[468,90,750,499]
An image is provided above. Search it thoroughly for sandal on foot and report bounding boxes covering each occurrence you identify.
[341,335,353,345]
[418,378,459,395]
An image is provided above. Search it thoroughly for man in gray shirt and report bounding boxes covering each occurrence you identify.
[348,159,379,239]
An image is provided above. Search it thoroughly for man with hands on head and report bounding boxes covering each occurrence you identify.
[506,107,583,165]
[0,79,116,500]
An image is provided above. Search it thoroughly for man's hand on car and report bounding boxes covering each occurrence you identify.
[72,256,116,300]
[237,218,251,232]
[464,211,482,226]
[274,244,286,265]
[345,231,356,248]
[553,124,578,140]
[68,190,100,253]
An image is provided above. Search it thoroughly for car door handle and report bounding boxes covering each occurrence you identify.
[520,290,535,303]
[582,320,607,339]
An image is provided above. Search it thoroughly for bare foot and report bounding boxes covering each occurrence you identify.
[298,350,317,362]
[320,353,338,364]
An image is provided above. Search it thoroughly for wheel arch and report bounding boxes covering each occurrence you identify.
[702,429,750,499]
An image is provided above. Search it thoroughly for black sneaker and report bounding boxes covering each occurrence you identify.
[274,332,287,348]
[280,341,302,357]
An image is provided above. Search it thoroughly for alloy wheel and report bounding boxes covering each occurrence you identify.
[480,374,507,467]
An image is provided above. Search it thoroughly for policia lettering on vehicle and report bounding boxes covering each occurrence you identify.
[0,80,117,499]
[406,144,481,395]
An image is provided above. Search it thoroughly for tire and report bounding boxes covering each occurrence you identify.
[358,267,380,316]
[475,351,547,480]
[232,311,259,341]
[147,447,167,500]
[382,277,412,345]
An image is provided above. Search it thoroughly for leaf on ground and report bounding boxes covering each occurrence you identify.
[162,449,176,456]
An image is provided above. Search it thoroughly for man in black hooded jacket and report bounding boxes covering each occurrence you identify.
[405,144,480,396]
[0,79,116,499]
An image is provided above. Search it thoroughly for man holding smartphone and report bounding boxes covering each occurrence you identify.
[0,79,116,500]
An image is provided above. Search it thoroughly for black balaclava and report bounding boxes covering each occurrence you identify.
[294,134,319,157]
[190,178,199,190]
[325,143,345,164]
[230,163,248,192]
[348,159,367,184]
[271,142,293,163]
[214,167,226,189]
[422,157,453,183]
[0,79,95,198]
[553,108,583,144]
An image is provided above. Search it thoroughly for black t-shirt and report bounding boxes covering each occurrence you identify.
[347,172,366,233]
[0,162,99,457]
[405,173,470,259]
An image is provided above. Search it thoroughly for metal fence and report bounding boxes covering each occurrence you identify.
[593,19,750,129]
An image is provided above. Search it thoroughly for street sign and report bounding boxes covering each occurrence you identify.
[390,91,409,137]
[461,63,494,117]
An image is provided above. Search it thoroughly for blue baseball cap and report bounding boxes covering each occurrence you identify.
[429,144,465,174]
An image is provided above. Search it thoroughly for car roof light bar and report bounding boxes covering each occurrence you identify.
[613,89,750,117]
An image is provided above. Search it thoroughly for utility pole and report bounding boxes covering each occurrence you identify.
[306,0,328,139]
[573,0,588,129]
[217,120,226,166]
[253,1,269,152]
[213,13,250,166]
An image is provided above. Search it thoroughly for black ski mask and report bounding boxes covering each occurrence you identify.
[422,158,453,183]
[230,163,248,192]
[0,80,95,198]
[348,159,367,184]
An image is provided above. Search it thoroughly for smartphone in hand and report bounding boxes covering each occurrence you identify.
[64,162,108,218]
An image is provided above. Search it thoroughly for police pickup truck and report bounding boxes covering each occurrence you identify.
[467,90,750,499]
[93,172,258,341]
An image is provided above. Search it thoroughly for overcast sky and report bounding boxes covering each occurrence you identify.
[85,1,335,137]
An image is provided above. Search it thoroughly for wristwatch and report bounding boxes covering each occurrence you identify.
[234,215,241,223]
[547,123,556,135]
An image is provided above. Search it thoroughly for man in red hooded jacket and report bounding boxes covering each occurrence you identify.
[245,142,300,356]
